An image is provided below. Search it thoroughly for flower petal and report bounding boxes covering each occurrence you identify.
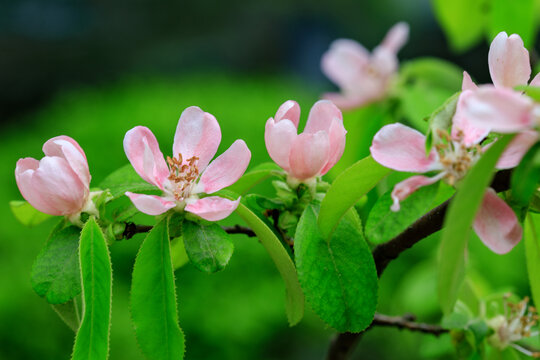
[390,174,443,211]
[264,118,297,171]
[322,92,370,110]
[473,188,522,254]
[124,126,169,189]
[304,100,343,134]
[452,89,491,146]
[495,130,539,169]
[488,32,531,89]
[370,123,440,172]
[319,119,347,175]
[15,158,60,215]
[458,86,537,133]
[530,72,540,87]
[462,71,478,91]
[275,100,301,128]
[288,131,330,180]
[197,140,251,194]
[185,196,240,221]
[173,106,221,172]
[321,39,370,92]
[43,136,91,188]
[125,192,176,216]
[380,22,409,54]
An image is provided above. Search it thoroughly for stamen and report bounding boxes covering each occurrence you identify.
[166,153,199,201]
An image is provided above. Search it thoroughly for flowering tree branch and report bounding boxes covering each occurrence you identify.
[122,222,256,240]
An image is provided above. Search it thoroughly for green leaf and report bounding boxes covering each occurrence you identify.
[438,135,515,314]
[131,217,185,360]
[182,220,234,273]
[431,0,487,52]
[31,223,82,304]
[99,164,157,199]
[220,191,304,326]
[225,162,282,195]
[365,182,440,245]
[517,85,540,102]
[425,92,460,153]
[10,200,52,227]
[295,206,378,332]
[72,218,112,360]
[525,214,540,308]
[511,141,540,206]
[489,0,537,48]
[52,297,82,332]
[400,58,465,90]
[170,237,189,270]
[318,155,391,239]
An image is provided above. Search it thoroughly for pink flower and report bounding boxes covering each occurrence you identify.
[264,100,346,182]
[321,22,409,110]
[370,120,536,254]
[15,136,92,217]
[123,106,251,221]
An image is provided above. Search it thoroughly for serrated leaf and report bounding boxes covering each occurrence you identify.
[72,218,112,360]
[10,200,52,227]
[511,141,540,206]
[365,182,440,245]
[220,190,304,326]
[438,135,514,314]
[182,220,233,273]
[99,164,157,199]
[131,217,185,360]
[31,223,82,304]
[318,155,391,239]
[525,214,540,308]
[295,206,378,332]
[52,297,82,332]
[225,162,282,195]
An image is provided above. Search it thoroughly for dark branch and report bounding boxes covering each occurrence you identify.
[326,169,512,360]
[222,225,256,237]
[372,313,448,336]
[122,222,255,240]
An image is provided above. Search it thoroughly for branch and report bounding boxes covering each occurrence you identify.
[372,313,448,336]
[122,223,256,240]
[326,170,512,360]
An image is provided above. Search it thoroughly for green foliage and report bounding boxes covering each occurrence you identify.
[489,0,537,48]
[295,206,378,332]
[365,182,440,245]
[226,162,282,195]
[438,135,514,314]
[52,298,82,332]
[511,141,540,206]
[425,92,460,153]
[72,218,112,360]
[182,220,234,273]
[10,200,52,227]
[99,164,157,199]
[131,217,185,360]
[318,155,391,239]
[31,223,82,304]
[525,214,540,307]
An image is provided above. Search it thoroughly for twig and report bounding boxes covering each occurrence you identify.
[222,225,256,237]
[372,313,448,336]
[122,222,256,239]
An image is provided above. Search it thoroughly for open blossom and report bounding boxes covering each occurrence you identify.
[264,100,346,183]
[124,106,251,221]
[321,22,409,110]
[15,136,92,217]
[370,111,537,253]
[456,32,540,136]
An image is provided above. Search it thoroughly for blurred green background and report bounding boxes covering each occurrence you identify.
[1,0,537,359]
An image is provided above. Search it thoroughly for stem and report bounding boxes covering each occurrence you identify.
[122,223,256,239]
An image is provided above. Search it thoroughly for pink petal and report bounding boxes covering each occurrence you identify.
[197,140,251,194]
[390,174,443,211]
[124,126,169,189]
[473,188,522,254]
[452,89,491,147]
[264,118,297,171]
[370,47,398,77]
[288,131,330,180]
[458,86,537,133]
[125,192,176,216]
[29,157,88,215]
[43,136,91,188]
[488,32,531,89]
[462,71,478,91]
[380,22,409,54]
[319,119,347,175]
[321,39,370,92]
[370,123,441,172]
[495,130,539,169]
[304,100,343,134]
[15,158,60,215]
[530,72,540,87]
[185,196,240,221]
[173,106,221,172]
[275,100,300,128]
[322,92,370,110]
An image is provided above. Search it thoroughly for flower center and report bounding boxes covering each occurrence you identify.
[435,129,482,186]
[166,153,199,201]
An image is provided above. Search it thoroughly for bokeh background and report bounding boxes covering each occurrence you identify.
[0,1,535,359]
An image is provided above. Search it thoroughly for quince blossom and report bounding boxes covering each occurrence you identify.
[264,100,346,183]
[123,106,251,221]
[321,22,409,110]
[15,136,94,220]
